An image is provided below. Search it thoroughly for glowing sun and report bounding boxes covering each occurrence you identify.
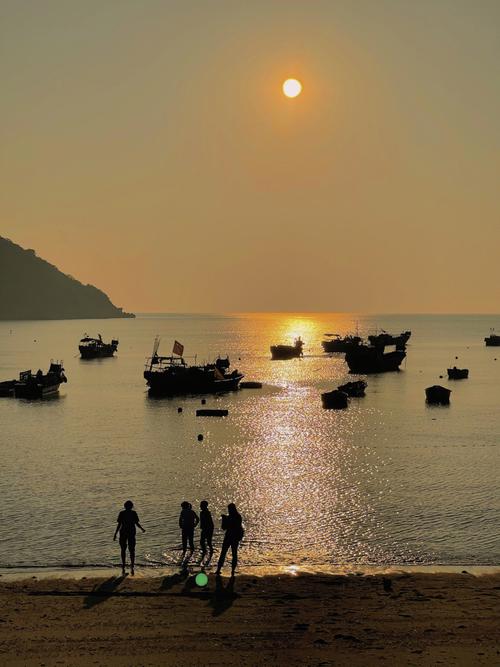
[282,78,302,98]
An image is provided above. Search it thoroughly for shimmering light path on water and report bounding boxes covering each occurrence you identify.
[0,313,499,568]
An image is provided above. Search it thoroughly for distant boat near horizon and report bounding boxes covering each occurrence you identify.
[79,334,119,359]
[484,331,500,346]
[321,333,362,353]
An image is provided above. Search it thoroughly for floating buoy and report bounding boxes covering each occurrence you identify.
[177,407,182,413]
[201,398,206,405]
[196,409,228,417]
[197,434,204,441]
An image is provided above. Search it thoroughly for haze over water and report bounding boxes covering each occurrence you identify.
[0,313,499,570]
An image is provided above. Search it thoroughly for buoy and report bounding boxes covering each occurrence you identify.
[198,434,203,441]
[177,407,182,413]
[201,398,206,405]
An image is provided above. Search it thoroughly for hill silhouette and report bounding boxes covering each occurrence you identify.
[0,237,135,320]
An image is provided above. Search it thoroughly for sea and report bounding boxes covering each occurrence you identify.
[0,313,499,571]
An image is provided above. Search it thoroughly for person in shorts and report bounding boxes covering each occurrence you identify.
[113,500,145,576]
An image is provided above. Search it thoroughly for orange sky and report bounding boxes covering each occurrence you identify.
[1,1,499,313]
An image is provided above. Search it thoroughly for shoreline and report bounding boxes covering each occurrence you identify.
[0,571,498,665]
[1,563,499,582]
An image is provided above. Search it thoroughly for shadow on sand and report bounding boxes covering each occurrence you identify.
[83,575,126,609]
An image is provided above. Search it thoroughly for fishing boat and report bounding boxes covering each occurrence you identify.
[144,338,243,395]
[425,385,451,405]
[321,334,362,353]
[345,344,406,374]
[270,337,304,360]
[321,389,349,409]
[337,380,367,397]
[13,362,67,399]
[484,331,500,346]
[368,330,411,350]
[79,334,119,359]
[447,366,469,380]
[0,379,16,397]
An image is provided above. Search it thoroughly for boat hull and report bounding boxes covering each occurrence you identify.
[485,337,500,346]
[79,345,117,359]
[270,346,302,360]
[14,382,61,399]
[322,339,361,353]
[144,371,244,396]
[345,348,405,374]
[426,385,451,405]
[0,380,16,397]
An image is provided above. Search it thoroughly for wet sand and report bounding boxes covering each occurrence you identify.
[0,571,499,666]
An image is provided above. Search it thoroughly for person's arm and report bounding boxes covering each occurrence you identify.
[179,513,183,529]
[193,511,199,528]
[135,513,146,533]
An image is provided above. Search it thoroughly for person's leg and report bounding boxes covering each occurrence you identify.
[181,530,187,556]
[230,540,239,574]
[216,536,230,574]
[207,531,214,559]
[119,536,127,574]
[129,537,136,575]
[200,531,207,558]
[188,530,194,552]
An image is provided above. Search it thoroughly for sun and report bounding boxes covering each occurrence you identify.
[282,78,302,98]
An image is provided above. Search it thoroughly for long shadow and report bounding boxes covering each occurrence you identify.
[208,575,239,617]
[83,575,126,609]
[160,569,189,591]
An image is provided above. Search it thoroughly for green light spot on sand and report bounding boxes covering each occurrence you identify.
[195,572,208,587]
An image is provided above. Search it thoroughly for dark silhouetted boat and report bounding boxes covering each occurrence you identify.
[13,362,67,399]
[144,338,243,395]
[425,385,451,405]
[345,344,405,374]
[484,331,500,346]
[368,330,411,350]
[0,378,16,397]
[447,366,469,380]
[270,337,304,360]
[337,380,367,397]
[321,389,349,409]
[322,334,362,353]
[79,334,119,359]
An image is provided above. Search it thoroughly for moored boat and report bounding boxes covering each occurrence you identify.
[425,385,451,405]
[368,330,411,350]
[144,338,243,395]
[484,333,500,346]
[337,380,367,397]
[0,379,16,397]
[13,362,67,399]
[345,344,406,374]
[270,337,304,360]
[322,334,362,353]
[321,389,349,409]
[79,334,118,359]
[447,367,469,380]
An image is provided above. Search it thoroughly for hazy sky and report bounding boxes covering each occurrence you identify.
[1,1,499,313]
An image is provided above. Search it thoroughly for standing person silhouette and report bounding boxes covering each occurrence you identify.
[216,503,244,576]
[113,500,145,576]
[199,500,214,562]
[179,501,199,561]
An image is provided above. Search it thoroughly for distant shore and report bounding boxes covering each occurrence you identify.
[1,571,498,665]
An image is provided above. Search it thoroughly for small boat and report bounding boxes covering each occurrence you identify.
[321,389,349,409]
[337,380,367,397]
[0,379,16,397]
[240,381,263,389]
[144,338,243,395]
[345,344,406,374]
[13,363,67,399]
[447,367,469,380]
[322,334,362,353]
[196,409,229,417]
[425,385,451,405]
[368,330,411,350]
[270,337,304,360]
[79,334,118,359]
[484,332,500,346]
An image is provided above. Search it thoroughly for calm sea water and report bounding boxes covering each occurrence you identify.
[0,313,499,569]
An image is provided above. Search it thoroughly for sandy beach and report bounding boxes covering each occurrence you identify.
[0,570,499,666]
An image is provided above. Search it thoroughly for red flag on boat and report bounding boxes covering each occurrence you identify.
[172,340,184,356]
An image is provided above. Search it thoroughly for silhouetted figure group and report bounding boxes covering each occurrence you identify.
[114,499,243,577]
